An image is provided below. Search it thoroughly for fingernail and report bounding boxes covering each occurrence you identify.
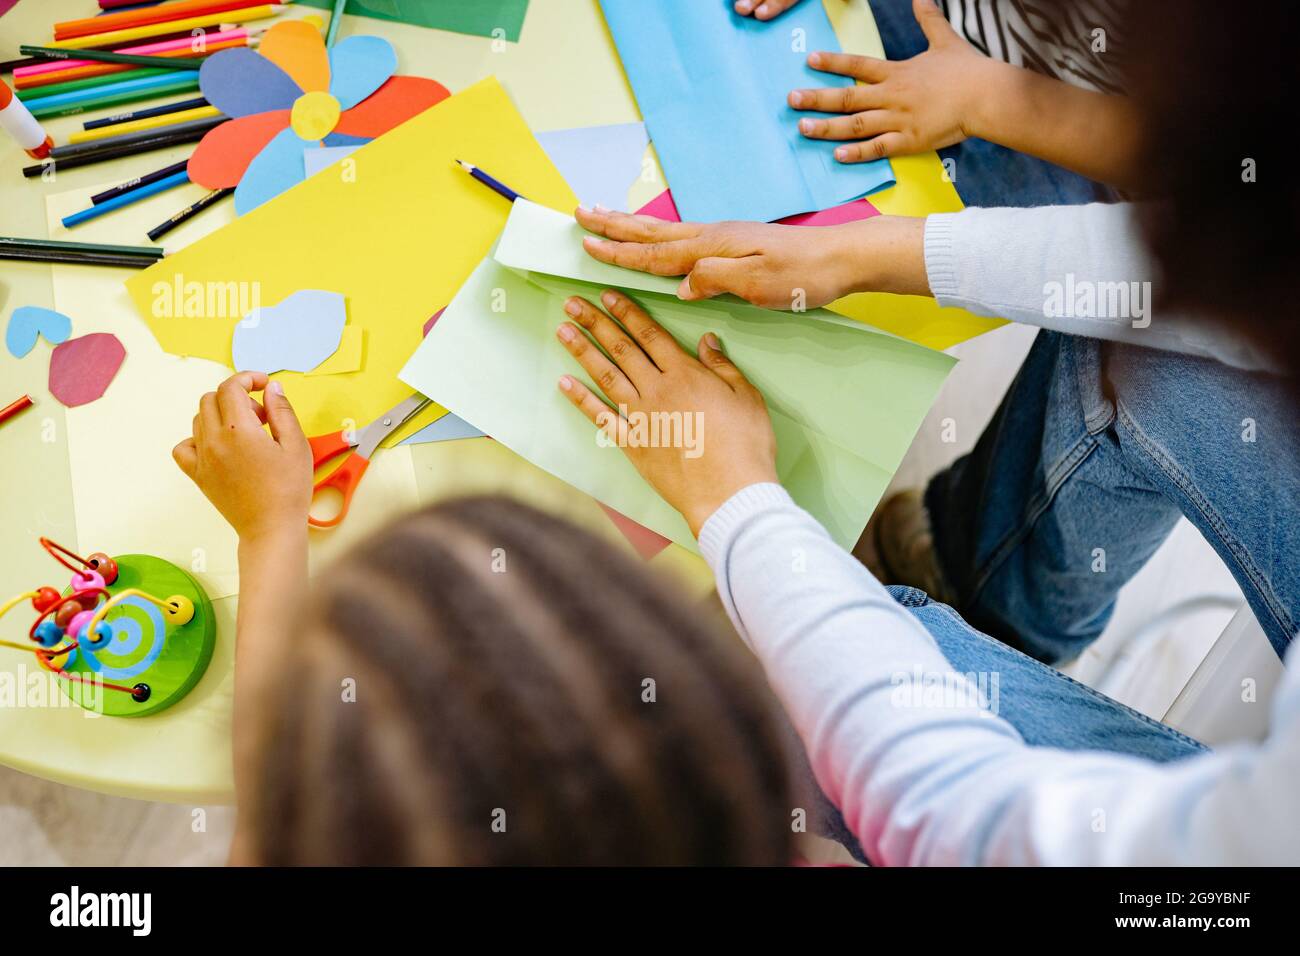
[576,204,590,213]
[557,324,576,342]
[835,146,850,161]
[593,203,609,213]
[736,0,753,12]
[799,118,816,134]
[705,333,720,350]
[564,298,582,316]
[808,52,822,68]
[558,375,573,391]
[269,380,283,396]
[600,290,618,308]
[583,236,605,248]
[790,91,805,108]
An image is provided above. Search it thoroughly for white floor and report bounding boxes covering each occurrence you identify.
[0,323,1243,866]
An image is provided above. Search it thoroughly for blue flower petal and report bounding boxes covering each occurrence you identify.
[201,48,304,118]
[235,128,311,215]
[328,36,397,111]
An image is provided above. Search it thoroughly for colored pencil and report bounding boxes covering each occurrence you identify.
[49,115,223,160]
[16,28,255,79]
[0,248,159,269]
[50,5,278,51]
[0,236,164,259]
[455,159,523,203]
[83,96,209,130]
[148,185,234,241]
[20,46,207,73]
[17,67,187,101]
[91,160,190,204]
[71,105,221,143]
[0,396,34,429]
[57,0,288,41]
[22,119,218,176]
[2,29,202,73]
[25,73,202,119]
[14,39,241,89]
[63,170,193,228]
[325,0,347,48]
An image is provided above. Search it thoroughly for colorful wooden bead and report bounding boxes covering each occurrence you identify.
[70,569,104,594]
[53,600,81,629]
[66,609,94,640]
[162,594,194,625]
[33,620,63,648]
[82,620,112,649]
[86,552,119,585]
[31,587,61,612]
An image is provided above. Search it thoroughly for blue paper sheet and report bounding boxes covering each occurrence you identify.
[599,0,894,223]
[231,290,347,374]
[537,122,649,213]
[398,412,487,446]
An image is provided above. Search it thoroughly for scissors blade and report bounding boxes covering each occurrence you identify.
[353,394,432,458]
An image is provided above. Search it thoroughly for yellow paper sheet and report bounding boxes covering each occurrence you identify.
[309,326,364,376]
[126,76,580,446]
[45,183,424,602]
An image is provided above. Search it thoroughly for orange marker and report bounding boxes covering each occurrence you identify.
[0,78,54,160]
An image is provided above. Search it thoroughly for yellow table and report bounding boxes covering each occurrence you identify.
[0,0,983,803]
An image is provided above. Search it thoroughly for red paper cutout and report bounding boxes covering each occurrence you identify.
[188,110,293,189]
[332,76,452,138]
[48,333,125,408]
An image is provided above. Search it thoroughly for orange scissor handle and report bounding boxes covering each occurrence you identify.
[309,430,353,469]
[309,453,371,529]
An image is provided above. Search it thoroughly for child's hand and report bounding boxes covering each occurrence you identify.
[576,206,927,307]
[790,0,994,162]
[555,290,777,537]
[173,372,313,540]
[733,0,804,20]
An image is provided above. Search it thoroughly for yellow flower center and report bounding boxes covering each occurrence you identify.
[291,91,342,142]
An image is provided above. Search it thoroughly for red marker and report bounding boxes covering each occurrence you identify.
[0,395,35,428]
[0,78,54,160]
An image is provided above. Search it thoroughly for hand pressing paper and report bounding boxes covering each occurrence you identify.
[599,0,895,223]
[400,200,953,554]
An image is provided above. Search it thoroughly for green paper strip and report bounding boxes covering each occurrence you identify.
[298,0,530,43]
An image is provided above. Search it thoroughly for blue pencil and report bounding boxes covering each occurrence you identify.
[62,170,190,229]
[455,159,523,203]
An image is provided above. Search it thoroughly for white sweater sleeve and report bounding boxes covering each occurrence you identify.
[924,203,1278,372]
[699,483,1300,865]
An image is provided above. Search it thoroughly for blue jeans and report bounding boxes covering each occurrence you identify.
[868,0,1115,208]
[812,583,1207,864]
[926,333,1300,664]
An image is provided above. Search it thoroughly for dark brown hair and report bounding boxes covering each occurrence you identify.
[247,496,797,865]
[1127,0,1300,377]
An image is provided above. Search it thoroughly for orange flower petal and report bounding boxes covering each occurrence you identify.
[188,111,292,189]
[258,20,331,94]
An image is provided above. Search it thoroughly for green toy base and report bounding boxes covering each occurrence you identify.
[59,555,215,717]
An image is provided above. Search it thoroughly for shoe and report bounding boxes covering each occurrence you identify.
[854,489,956,604]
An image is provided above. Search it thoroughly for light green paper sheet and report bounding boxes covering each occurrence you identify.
[400,201,955,553]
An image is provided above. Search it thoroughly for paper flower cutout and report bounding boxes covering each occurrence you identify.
[188,21,451,215]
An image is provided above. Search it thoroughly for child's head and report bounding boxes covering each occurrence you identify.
[241,496,797,865]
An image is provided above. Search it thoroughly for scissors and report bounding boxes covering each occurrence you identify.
[308,392,431,528]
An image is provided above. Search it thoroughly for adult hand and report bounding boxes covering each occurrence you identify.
[555,290,778,536]
[576,206,928,307]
